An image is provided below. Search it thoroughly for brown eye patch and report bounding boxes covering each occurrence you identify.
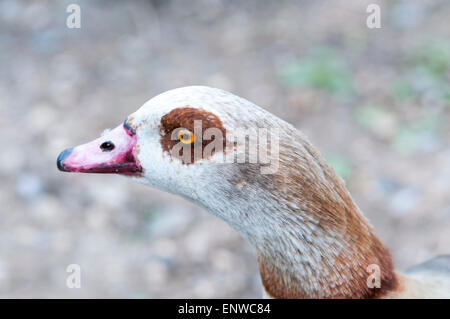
[160,107,227,164]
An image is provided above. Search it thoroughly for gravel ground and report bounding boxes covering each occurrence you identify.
[0,0,449,298]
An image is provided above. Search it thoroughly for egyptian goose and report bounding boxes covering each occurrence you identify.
[57,86,450,298]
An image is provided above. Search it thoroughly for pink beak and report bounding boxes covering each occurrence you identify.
[57,120,142,176]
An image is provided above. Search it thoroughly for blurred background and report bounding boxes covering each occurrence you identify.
[0,0,449,298]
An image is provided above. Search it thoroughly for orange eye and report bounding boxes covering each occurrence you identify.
[177,129,195,144]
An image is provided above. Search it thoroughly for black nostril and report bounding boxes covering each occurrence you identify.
[100,141,115,152]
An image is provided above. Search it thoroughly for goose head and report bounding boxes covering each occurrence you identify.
[57,86,397,298]
[57,86,284,234]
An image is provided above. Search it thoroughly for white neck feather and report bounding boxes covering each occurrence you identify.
[130,86,398,298]
[189,129,396,298]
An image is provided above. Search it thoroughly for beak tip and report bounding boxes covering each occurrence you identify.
[57,147,74,172]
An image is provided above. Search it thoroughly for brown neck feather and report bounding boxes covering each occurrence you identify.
[253,135,398,298]
[258,233,398,299]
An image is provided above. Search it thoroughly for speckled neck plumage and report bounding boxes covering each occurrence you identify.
[209,127,398,299]
[126,86,399,298]
[264,142,397,298]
